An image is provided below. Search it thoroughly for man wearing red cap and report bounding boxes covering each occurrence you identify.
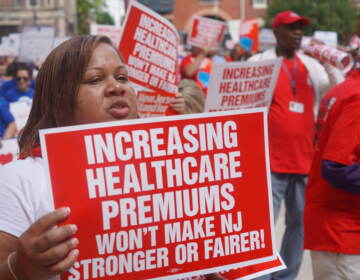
[249,10,341,280]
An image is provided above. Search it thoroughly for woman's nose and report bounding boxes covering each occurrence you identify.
[105,77,125,96]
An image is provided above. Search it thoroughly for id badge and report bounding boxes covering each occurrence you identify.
[289,101,304,113]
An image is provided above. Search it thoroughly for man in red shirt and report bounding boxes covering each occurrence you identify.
[180,46,215,95]
[304,69,360,279]
[249,11,339,280]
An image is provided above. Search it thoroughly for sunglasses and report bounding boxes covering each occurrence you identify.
[16,77,29,82]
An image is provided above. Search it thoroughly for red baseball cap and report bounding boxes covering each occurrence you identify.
[272,10,310,29]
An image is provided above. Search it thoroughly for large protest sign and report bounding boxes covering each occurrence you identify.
[205,59,282,112]
[220,252,285,280]
[118,1,180,117]
[19,26,55,62]
[40,109,276,279]
[188,16,227,50]
[0,139,19,165]
[90,23,122,47]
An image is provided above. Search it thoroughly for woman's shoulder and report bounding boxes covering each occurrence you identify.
[0,157,46,187]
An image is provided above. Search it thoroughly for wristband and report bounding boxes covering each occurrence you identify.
[7,252,19,280]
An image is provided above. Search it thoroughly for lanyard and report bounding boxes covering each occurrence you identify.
[282,58,298,96]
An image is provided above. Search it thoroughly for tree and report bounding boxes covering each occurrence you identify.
[77,0,115,35]
[266,0,357,43]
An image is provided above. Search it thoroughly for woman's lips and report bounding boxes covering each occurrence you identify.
[108,101,130,119]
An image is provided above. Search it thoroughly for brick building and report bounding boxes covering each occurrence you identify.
[0,0,77,37]
[169,0,267,33]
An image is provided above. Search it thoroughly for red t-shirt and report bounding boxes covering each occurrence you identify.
[268,54,315,174]
[180,54,212,95]
[304,70,360,254]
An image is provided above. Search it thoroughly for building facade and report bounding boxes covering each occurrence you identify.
[170,0,267,33]
[0,0,77,38]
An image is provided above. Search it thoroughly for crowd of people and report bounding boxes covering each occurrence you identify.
[0,8,359,280]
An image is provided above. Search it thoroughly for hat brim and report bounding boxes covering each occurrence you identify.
[272,16,311,29]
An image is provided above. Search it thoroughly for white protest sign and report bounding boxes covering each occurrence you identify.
[52,36,70,49]
[259,28,276,51]
[90,23,122,47]
[188,16,227,49]
[205,58,282,112]
[9,101,32,131]
[314,31,338,48]
[19,26,55,62]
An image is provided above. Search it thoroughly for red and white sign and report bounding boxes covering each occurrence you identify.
[90,23,122,47]
[118,1,179,118]
[40,109,276,280]
[228,19,260,53]
[0,139,18,165]
[205,59,282,112]
[220,252,285,279]
[302,41,353,73]
[137,90,175,118]
[188,16,227,50]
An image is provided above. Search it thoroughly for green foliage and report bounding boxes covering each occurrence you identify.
[77,0,115,35]
[266,0,357,43]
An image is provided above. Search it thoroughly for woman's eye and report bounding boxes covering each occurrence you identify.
[88,77,102,84]
[116,75,129,82]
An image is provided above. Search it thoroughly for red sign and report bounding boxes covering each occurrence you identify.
[188,16,227,50]
[137,90,175,118]
[40,109,276,279]
[118,1,179,98]
[220,253,285,279]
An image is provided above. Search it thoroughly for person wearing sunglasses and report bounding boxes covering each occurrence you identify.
[2,64,34,103]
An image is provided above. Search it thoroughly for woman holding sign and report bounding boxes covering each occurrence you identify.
[0,35,224,280]
[0,35,138,280]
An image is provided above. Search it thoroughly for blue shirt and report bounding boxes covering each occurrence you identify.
[3,87,34,103]
[0,98,15,138]
[0,79,35,99]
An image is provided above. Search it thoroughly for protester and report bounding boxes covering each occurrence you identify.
[0,35,139,279]
[0,97,17,147]
[304,67,360,280]
[227,37,254,62]
[178,79,205,113]
[248,10,342,280]
[180,46,215,95]
[0,62,20,98]
[3,63,34,103]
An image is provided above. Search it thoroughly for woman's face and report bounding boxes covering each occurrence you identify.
[73,43,138,125]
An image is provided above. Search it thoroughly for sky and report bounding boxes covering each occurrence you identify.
[105,0,126,27]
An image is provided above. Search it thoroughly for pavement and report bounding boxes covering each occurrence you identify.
[275,204,313,280]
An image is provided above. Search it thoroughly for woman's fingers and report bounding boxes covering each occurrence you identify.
[39,236,79,266]
[33,224,77,253]
[25,207,71,237]
[48,249,79,274]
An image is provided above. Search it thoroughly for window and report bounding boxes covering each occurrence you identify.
[198,0,220,3]
[15,0,22,7]
[26,0,40,8]
[252,0,267,9]
[46,0,54,8]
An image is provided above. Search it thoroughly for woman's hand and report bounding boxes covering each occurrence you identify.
[11,207,79,280]
[169,92,186,114]
[205,273,228,280]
